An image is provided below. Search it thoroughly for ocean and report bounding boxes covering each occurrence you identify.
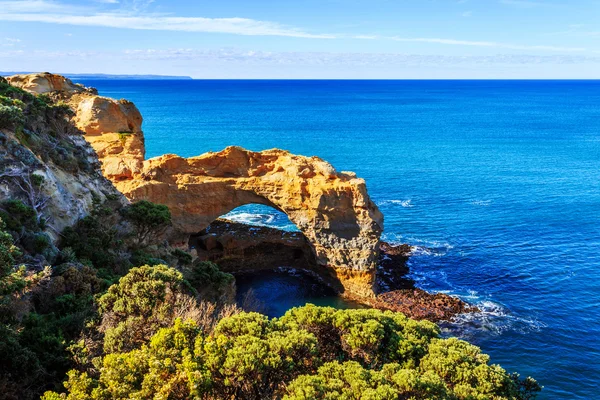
[80,79,600,399]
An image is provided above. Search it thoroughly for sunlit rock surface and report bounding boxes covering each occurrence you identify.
[11,73,384,297]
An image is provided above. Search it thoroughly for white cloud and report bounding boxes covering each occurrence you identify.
[0,0,334,38]
[1,37,21,47]
[385,36,586,52]
[462,11,473,17]
[0,0,590,51]
[499,0,557,8]
[0,0,74,13]
[117,48,600,66]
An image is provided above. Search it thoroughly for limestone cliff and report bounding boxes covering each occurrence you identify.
[0,75,125,242]
[8,73,145,182]
[8,73,384,297]
[122,147,383,296]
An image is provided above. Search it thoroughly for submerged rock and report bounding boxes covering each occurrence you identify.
[372,242,477,322]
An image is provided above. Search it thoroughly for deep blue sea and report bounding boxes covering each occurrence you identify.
[80,79,600,399]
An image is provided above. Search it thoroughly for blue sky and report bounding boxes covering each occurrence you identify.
[0,0,599,78]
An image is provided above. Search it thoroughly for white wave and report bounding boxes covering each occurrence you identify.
[409,243,454,258]
[470,199,492,206]
[222,212,275,225]
[378,199,414,208]
[441,298,547,339]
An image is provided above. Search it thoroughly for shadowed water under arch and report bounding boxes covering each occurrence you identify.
[203,204,363,317]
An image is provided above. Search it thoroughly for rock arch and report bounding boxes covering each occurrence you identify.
[117,147,383,297]
[8,73,384,298]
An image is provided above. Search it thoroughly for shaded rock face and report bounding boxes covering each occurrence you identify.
[372,242,476,322]
[9,73,145,182]
[190,219,328,281]
[1,76,126,240]
[10,73,384,298]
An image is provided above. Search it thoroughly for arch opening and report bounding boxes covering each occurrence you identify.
[188,203,346,293]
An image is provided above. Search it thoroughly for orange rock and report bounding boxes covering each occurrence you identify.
[7,72,85,94]
[11,73,384,298]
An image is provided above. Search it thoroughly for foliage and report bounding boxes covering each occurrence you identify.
[0,218,26,316]
[46,299,541,400]
[0,219,94,399]
[0,104,25,129]
[60,215,120,269]
[279,304,440,369]
[284,360,449,400]
[171,248,193,265]
[120,200,171,245]
[0,199,39,233]
[96,264,196,353]
[185,260,234,302]
[0,217,21,278]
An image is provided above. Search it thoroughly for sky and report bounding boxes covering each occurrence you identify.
[0,0,599,78]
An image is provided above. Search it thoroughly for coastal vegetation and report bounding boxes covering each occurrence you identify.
[0,75,541,399]
[0,205,541,399]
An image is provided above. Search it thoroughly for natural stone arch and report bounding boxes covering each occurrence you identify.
[116,147,383,297]
[8,73,384,298]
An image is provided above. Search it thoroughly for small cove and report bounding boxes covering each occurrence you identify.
[234,268,365,318]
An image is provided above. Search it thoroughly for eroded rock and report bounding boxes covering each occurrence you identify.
[10,73,384,298]
[7,72,87,94]
[120,147,383,297]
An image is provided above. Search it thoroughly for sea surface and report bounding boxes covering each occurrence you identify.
[80,79,600,399]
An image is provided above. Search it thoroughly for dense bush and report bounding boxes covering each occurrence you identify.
[96,264,196,353]
[44,295,540,400]
[0,217,20,278]
[0,104,25,129]
[120,200,171,245]
[185,260,235,301]
[0,199,39,234]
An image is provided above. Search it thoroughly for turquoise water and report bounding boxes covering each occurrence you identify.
[81,79,600,399]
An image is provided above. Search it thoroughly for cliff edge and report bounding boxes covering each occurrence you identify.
[8,73,384,297]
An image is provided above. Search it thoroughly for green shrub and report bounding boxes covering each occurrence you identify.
[97,264,196,353]
[278,304,439,368]
[0,104,25,129]
[45,302,541,400]
[0,199,38,233]
[171,248,192,265]
[0,217,21,278]
[120,200,171,245]
[60,215,120,270]
[129,249,165,267]
[186,260,234,297]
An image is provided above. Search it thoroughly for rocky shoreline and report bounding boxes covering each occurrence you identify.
[190,219,475,322]
[4,72,475,324]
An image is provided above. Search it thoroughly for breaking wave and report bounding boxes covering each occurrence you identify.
[441,297,547,340]
[378,199,414,208]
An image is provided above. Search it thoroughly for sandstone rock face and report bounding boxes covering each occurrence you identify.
[7,72,86,94]
[71,95,145,181]
[119,147,384,297]
[8,73,145,182]
[10,73,384,298]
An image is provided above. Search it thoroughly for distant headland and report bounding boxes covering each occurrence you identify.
[0,72,193,80]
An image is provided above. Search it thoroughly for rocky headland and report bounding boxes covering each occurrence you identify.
[5,72,472,320]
